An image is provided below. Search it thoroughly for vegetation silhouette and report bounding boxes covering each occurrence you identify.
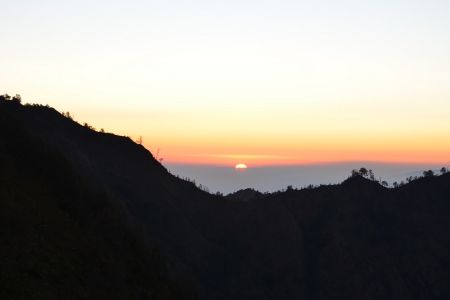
[1,95,450,300]
[0,96,195,300]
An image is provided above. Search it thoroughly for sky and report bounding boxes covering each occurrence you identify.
[1,0,450,169]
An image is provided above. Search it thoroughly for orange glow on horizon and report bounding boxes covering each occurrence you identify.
[158,149,450,167]
[137,126,450,167]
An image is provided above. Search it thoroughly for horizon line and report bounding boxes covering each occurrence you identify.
[164,160,450,168]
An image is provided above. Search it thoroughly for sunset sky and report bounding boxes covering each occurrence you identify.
[2,0,450,167]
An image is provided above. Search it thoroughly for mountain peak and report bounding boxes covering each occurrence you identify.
[342,174,381,187]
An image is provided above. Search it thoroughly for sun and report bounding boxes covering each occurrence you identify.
[235,163,248,171]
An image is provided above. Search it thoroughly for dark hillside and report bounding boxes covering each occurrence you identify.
[1,99,449,299]
[0,101,193,299]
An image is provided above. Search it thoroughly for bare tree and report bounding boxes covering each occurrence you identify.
[155,148,164,163]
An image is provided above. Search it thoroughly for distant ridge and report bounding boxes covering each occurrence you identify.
[225,188,263,202]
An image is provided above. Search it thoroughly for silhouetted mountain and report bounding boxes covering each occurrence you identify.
[225,188,263,202]
[0,101,194,299]
[1,99,450,300]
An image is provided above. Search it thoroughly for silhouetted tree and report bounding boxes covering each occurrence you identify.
[359,167,368,177]
[83,122,95,130]
[198,184,210,193]
[393,181,399,188]
[381,181,388,187]
[0,94,11,101]
[351,169,359,177]
[441,167,448,175]
[0,94,21,105]
[368,169,375,180]
[423,170,435,177]
[12,94,21,103]
[63,111,73,120]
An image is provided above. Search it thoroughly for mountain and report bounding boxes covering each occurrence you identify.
[225,188,263,202]
[1,98,450,299]
[0,100,194,299]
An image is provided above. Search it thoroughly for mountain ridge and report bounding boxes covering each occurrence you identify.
[1,98,450,299]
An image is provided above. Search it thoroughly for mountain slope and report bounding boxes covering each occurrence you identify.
[0,101,193,299]
[1,99,450,299]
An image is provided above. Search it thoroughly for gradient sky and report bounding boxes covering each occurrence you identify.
[2,0,450,167]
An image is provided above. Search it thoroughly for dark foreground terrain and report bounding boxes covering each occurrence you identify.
[1,98,449,299]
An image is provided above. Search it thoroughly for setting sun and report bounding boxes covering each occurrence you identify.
[235,163,248,170]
